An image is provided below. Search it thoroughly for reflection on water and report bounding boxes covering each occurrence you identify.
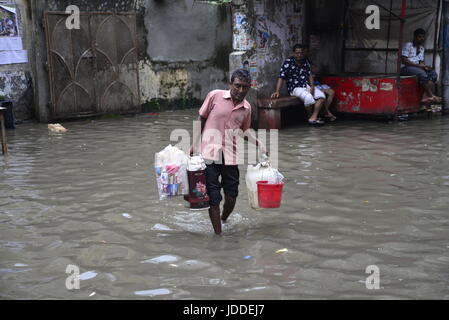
[1,110,449,299]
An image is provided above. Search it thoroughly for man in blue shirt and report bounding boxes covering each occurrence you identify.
[271,44,326,125]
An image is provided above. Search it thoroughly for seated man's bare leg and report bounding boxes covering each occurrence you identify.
[304,105,313,118]
[427,81,442,102]
[322,89,336,117]
[421,82,435,103]
[309,98,324,122]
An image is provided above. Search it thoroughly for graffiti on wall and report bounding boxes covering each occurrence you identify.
[256,16,269,50]
[233,12,255,51]
[232,0,305,94]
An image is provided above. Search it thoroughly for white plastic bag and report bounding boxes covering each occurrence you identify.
[188,155,206,172]
[154,145,189,200]
[245,161,284,209]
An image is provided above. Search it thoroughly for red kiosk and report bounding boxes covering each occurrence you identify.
[257,0,443,129]
[319,0,442,119]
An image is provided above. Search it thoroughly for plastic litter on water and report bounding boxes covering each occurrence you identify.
[79,271,98,281]
[243,256,252,260]
[48,123,67,133]
[275,248,288,254]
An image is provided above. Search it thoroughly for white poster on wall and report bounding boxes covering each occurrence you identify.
[0,49,27,64]
[0,36,22,50]
[0,2,27,63]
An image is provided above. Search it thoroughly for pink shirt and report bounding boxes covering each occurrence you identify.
[199,90,252,165]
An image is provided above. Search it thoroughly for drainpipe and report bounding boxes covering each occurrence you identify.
[443,0,449,113]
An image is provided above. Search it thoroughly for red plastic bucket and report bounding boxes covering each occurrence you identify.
[257,181,284,208]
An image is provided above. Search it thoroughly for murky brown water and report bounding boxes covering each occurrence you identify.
[1,109,449,299]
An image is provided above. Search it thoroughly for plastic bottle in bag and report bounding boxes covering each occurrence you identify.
[154,144,189,200]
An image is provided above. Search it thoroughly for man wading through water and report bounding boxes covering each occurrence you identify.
[191,69,268,235]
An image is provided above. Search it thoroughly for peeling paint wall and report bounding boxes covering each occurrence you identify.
[0,0,34,120]
[230,0,305,100]
[142,0,232,106]
[0,71,28,96]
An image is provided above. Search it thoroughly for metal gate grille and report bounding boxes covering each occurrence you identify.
[44,12,141,119]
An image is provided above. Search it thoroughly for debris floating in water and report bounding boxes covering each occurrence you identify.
[89,292,96,297]
[14,263,28,267]
[79,271,98,281]
[48,123,67,133]
[243,256,252,260]
[275,248,288,254]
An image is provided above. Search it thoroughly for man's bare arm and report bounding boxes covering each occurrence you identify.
[271,78,284,99]
[401,56,427,69]
[309,75,315,95]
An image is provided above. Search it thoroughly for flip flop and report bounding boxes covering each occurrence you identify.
[324,115,337,122]
[308,119,325,126]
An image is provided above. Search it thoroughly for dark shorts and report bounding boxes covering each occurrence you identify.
[400,66,438,85]
[205,161,240,206]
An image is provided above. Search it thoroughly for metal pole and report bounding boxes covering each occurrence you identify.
[433,0,442,69]
[385,0,393,73]
[443,0,449,113]
[340,0,349,73]
[0,109,7,155]
[396,0,406,88]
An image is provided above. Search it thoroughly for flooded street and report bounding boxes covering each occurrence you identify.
[1,109,449,299]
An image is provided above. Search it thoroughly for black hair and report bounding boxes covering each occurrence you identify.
[414,28,426,37]
[231,68,251,83]
[293,43,308,51]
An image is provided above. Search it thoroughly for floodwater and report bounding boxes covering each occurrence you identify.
[1,109,449,300]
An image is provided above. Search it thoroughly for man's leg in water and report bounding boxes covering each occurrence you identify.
[221,165,240,223]
[205,163,223,234]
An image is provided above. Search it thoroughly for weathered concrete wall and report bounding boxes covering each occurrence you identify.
[0,0,34,121]
[229,0,305,126]
[230,0,305,98]
[141,0,232,109]
[28,0,232,122]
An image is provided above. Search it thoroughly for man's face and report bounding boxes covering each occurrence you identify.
[230,78,251,102]
[414,34,425,45]
[293,48,306,62]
